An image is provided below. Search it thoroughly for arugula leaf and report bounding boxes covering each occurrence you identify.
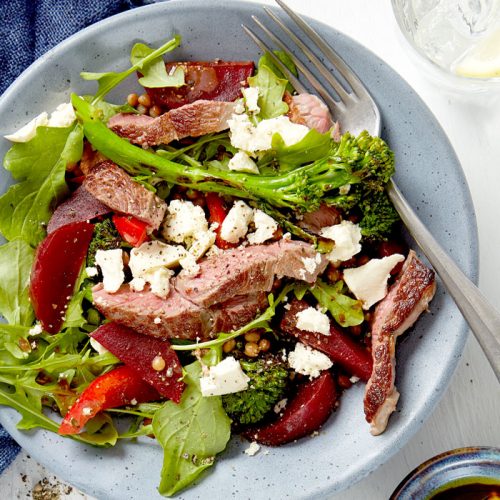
[0,124,83,246]
[0,239,34,326]
[248,64,288,119]
[82,96,137,123]
[310,279,364,327]
[81,35,181,103]
[0,324,31,364]
[259,51,298,92]
[153,361,231,496]
[130,43,185,88]
[270,128,332,171]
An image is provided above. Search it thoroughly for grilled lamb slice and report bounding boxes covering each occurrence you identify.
[174,239,328,308]
[93,284,269,340]
[298,204,342,235]
[364,250,436,436]
[285,92,333,134]
[83,160,167,230]
[107,100,236,147]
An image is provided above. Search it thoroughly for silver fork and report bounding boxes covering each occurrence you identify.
[243,0,500,382]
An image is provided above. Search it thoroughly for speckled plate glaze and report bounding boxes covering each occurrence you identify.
[0,1,478,499]
[390,447,500,499]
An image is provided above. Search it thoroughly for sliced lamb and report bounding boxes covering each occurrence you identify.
[93,284,269,340]
[174,239,328,308]
[364,250,436,436]
[285,92,333,134]
[47,186,110,234]
[108,100,236,148]
[298,204,342,235]
[83,160,167,230]
[80,142,108,175]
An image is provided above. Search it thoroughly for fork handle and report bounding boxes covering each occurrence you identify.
[387,179,500,383]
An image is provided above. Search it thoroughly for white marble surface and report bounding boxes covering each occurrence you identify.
[2,0,500,498]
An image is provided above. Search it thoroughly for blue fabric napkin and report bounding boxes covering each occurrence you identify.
[0,0,153,474]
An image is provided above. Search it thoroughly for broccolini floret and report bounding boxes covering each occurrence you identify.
[222,358,289,425]
[87,218,122,267]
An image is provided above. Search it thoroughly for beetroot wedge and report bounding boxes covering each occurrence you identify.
[244,371,337,446]
[281,300,373,382]
[91,322,185,403]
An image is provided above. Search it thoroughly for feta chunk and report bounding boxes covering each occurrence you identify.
[288,343,333,379]
[129,240,186,277]
[179,254,200,277]
[219,200,253,243]
[48,102,76,128]
[343,254,405,309]
[162,199,209,244]
[228,151,260,174]
[144,267,173,299]
[200,357,250,397]
[228,114,309,155]
[247,209,278,245]
[295,307,331,336]
[189,229,216,260]
[244,442,261,456]
[28,324,43,336]
[85,266,98,278]
[320,220,362,263]
[129,277,146,292]
[4,112,49,143]
[95,249,124,293]
[242,86,260,114]
[90,337,109,355]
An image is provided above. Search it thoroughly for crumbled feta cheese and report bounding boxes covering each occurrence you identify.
[162,199,209,244]
[90,337,109,355]
[350,376,360,384]
[153,317,161,324]
[82,407,93,416]
[95,249,124,293]
[4,112,49,142]
[129,277,146,292]
[85,266,98,278]
[288,343,333,379]
[295,307,331,336]
[219,200,253,243]
[234,99,245,114]
[129,240,186,277]
[274,398,288,414]
[144,267,173,299]
[228,151,260,174]
[228,114,309,155]
[200,357,250,397]
[242,86,260,114]
[320,220,362,263]
[28,324,43,336]
[47,102,76,128]
[247,209,278,245]
[343,254,405,309]
[179,254,200,277]
[244,442,261,456]
[300,252,323,278]
[189,229,216,260]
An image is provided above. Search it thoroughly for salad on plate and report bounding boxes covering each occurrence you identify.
[0,34,436,496]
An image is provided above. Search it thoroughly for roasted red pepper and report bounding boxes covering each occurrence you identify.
[244,371,337,446]
[281,300,373,382]
[58,365,160,435]
[112,214,149,247]
[91,322,185,402]
[205,192,236,249]
[144,61,254,109]
[30,221,94,333]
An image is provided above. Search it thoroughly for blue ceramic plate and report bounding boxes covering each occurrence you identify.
[0,1,478,498]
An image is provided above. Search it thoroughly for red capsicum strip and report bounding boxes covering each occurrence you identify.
[58,365,160,435]
[205,192,236,249]
[112,214,149,247]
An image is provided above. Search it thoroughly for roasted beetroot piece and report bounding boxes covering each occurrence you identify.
[30,221,94,333]
[244,371,337,446]
[47,186,110,234]
[91,322,185,403]
[280,300,373,382]
[59,365,160,435]
[144,61,254,109]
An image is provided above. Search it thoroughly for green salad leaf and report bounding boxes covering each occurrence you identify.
[130,43,185,88]
[248,63,288,119]
[259,50,298,92]
[81,35,182,104]
[310,279,364,327]
[0,124,83,246]
[153,361,231,497]
[82,96,137,122]
[0,239,35,326]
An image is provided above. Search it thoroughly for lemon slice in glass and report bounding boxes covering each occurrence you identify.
[454,26,500,78]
